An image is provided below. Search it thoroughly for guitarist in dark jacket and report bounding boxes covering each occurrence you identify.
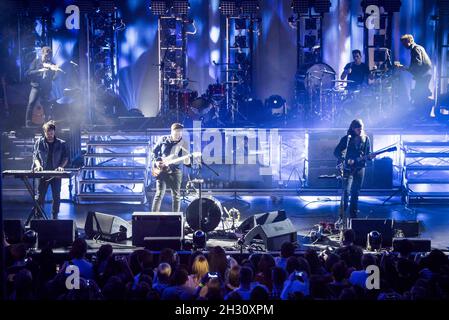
[334,119,376,220]
[151,123,191,212]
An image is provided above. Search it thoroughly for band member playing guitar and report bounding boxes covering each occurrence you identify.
[25,46,62,127]
[395,34,432,117]
[33,121,69,219]
[334,119,376,222]
[151,123,192,212]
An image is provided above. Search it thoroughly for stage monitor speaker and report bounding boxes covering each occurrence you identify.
[244,218,297,251]
[393,220,420,237]
[30,220,76,248]
[393,238,431,253]
[132,212,184,250]
[85,212,132,243]
[237,210,287,234]
[349,218,393,248]
[4,219,24,244]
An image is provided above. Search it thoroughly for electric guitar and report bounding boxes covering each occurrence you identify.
[152,151,201,177]
[337,146,397,175]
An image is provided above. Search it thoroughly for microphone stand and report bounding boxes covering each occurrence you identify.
[336,134,351,231]
[190,155,219,234]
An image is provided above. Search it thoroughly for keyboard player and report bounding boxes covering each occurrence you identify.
[33,120,68,219]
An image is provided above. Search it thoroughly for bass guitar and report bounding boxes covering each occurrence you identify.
[152,152,201,177]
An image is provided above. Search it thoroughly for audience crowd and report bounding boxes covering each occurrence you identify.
[4,229,449,300]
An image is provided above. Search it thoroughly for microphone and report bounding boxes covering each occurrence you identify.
[70,61,78,67]
[212,60,217,65]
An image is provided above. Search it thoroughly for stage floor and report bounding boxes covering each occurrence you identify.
[3,195,449,252]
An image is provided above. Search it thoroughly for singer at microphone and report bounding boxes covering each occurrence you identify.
[340,49,370,91]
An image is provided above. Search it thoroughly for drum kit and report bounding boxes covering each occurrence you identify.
[302,63,395,126]
[167,79,229,126]
[183,177,240,235]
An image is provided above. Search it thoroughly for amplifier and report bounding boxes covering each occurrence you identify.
[132,212,184,249]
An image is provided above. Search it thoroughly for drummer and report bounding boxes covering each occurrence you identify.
[340,49,370,91]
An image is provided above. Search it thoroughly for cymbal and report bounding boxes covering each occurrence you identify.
[332,79,355,83]
[56,96,75,104]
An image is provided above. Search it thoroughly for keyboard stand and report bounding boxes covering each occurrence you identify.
[21,175,49,226]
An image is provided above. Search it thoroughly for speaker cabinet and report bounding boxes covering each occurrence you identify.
[30,219,76,248]
[393,238,431,253]
[132,212,184,249]
[244,218,297,251]
[85,212,132,243]
[349,218,394,248]
[238,210,287,233]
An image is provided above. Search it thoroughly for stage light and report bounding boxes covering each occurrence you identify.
[235,18,247,30]
[235,51,247,64]
[266,95,286,109]
[219,0,238,16]
[166,18,177,29]
[193,230,207,249]
[374,34,386,47]
[314,0,332,14]
[304,35,317,48]
[374,49,387,62]
[241,0,260,15]
[305,18,317,30]
[172,0,190,15]
[234,35,247,48]
[367,230,382,251]
[166,34,177,47]
[150,0,168,16]
[23,230,38,250]
[291,0,309,14]
[382,0,402,13]
[438,0,449,15]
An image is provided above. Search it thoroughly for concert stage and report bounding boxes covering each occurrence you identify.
[3,193,449,253]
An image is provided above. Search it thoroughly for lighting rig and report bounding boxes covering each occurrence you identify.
[289,0,331,121]
[434,0,449,121]
[14,0,54,82]
[150,0,194,122]
[359,0,401,118]
[219,0,261,124]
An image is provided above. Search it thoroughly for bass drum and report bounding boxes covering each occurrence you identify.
[304,63,336,92]
[186,196,223,232]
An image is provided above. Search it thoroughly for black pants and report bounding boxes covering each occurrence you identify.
[25,87,49,125]
[341,167,365,219]
[37,177,62,218]
[151,169,182,212]
[412,75,432,116]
